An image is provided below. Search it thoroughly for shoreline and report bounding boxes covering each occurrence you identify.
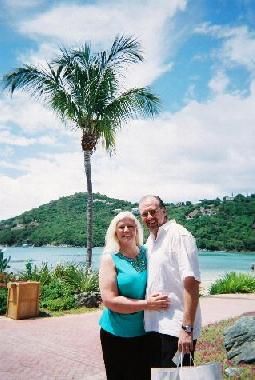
[0,243,255,252]
[2,245,255,254]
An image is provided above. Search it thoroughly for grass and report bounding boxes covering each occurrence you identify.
[39,306,99,317]
[195,318,255,379]
[210,272,255,295]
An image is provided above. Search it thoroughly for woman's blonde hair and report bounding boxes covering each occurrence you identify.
[103,211,143,254]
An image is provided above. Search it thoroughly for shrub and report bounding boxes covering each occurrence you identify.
[210,272,255,295]
[18,262,52,285]
[41,277,69,300]
[53,263,84,292]
[41,296,75,311]
[40,277,75,310]
[0,288,7,315]
[80,269,99,293]
[0,249,11,272]
[16,262,100,312]
[53,263,99,293]
[43,296,75,311]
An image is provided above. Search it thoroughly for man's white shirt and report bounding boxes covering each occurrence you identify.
[144,220,202,339]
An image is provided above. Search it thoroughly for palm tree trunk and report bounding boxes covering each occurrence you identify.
[83,150,93,267]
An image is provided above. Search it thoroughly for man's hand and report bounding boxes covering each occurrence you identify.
[178,329,193,353]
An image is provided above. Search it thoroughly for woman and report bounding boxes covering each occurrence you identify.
[99,211,169,380]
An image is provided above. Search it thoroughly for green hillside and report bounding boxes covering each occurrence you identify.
[0,192,254,251]
[0,192,133,247]
[167,194,255,251]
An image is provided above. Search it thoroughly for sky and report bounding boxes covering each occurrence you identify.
[0,0,255,221]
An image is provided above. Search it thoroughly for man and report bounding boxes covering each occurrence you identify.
[139,195,201,368]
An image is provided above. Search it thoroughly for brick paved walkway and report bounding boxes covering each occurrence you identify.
[0,311,105,380]
[0,294,254,380]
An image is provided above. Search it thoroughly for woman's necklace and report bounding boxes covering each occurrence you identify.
[117,247,147,272]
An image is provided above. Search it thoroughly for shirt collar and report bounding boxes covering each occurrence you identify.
[149,219,176,240]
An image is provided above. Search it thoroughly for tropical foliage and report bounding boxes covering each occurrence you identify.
[2,35,160,267]
[0,192,132,247]
[169,193,255,251]
[0,249,11,273]
[0,192,254,251]
[0,288,7,314]
[209,272,255,294]
[0,262,100,314]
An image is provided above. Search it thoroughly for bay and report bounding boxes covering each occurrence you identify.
[3,247,255,284]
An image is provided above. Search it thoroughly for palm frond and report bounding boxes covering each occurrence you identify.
[2,65,48,96]
[101,87,160,125]
[95,120,117,151]
[129,87,161,117]
[50,88,80,122]
[2,64,81,122]
[3,35,160,149]
[89,87,159,151]
[71,43,93,68]
[102,35,143,70]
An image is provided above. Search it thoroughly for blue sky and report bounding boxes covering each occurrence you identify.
[0,0,255,220]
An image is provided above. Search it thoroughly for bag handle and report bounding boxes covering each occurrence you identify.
[176,352,194,368]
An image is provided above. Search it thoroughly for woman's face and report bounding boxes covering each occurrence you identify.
[115,217,137,246]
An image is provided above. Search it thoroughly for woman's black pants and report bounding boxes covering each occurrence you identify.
[100,328,150,380]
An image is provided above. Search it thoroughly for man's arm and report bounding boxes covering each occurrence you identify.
[178,276,199,353]
[183,276,199,326]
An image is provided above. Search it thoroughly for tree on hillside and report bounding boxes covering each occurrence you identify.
[2,35,160,266]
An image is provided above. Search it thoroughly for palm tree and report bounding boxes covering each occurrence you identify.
[2,35,160,267]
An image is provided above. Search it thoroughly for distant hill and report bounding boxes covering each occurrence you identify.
[0,192,134,247]
[0,192,254,251]
[170,194,255,251]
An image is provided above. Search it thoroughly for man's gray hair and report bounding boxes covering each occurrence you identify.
[139,195,166,209]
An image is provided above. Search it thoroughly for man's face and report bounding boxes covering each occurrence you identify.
[139,197,165,233]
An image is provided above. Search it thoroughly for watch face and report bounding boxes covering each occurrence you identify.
[182,325,193,333]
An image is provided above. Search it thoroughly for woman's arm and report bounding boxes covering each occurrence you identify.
[99,254,170,314]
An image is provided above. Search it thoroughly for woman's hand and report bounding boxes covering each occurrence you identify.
[146,293,170,311]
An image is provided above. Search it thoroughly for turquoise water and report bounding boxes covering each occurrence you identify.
[198,251,255,283]
[4,247,255,283]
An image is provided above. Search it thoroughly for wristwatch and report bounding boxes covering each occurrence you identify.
[182,324,193,334]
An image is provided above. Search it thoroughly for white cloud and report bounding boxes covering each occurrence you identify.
[0,92,64,133]
[17,0,186,87]
[195,23,255,72]
[0,92,79,149]
[208,71,230,94]
[0,151,84,220]
[93,81,255,203]
[17,42,58,67]
[0,146,14,160]
[0,129,56,146]
[1,80,255,220]
[222,27,255,71]
[19,1,186,43]
[1,1,254,221]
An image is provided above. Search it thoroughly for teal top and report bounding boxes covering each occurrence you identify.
[99,245,147,337]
